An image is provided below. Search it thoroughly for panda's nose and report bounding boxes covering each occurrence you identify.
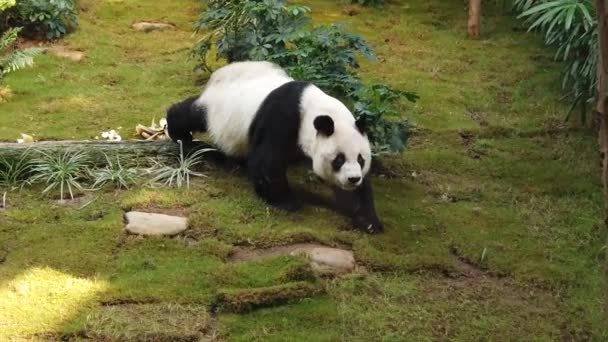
[348,176,361,184]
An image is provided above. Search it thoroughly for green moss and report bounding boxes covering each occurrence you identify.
[213,282,323,313]
[71,303,212,340]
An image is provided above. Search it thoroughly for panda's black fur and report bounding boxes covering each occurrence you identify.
[165,62,383,233]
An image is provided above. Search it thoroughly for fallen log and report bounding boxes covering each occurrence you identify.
[0,140,216,165]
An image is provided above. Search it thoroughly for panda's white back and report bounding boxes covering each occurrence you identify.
[196,61,293,157]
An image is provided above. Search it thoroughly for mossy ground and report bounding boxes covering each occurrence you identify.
[0,0,606,340]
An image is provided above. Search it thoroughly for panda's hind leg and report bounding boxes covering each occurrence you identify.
[248,144,301,212]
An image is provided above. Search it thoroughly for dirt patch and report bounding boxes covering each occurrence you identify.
[467,108,489,127]
[420,273,560,340]
[132,22,175,32]
[415,249,561,339]
[341,5,361,16]
[448,246,507,279]
[46,45,86,62]
[53,193,98,208]
[16,37,47,49]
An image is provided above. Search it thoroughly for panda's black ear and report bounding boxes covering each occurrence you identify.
[314,115,334,137]
[355,117,367,134]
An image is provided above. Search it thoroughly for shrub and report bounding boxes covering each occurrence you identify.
[353,85,419,153]
[0,0,78,39]
[514,0,597,121]
[268,23,376,97]
[0,0,16,11]
[193,0,312,71]
[193,0,417,154]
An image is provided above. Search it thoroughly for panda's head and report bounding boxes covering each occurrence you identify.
[311,115,372,191]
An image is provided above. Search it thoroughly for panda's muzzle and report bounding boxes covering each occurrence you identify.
[348,176,361,184]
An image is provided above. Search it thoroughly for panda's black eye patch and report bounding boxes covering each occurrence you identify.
[332,153,346,172]
[358,154,365,168]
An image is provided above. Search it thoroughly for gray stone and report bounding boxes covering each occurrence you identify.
[132,22,175,32]
[291,247,355,275]
[125,211,188,236]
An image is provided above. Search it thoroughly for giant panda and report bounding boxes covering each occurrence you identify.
[165,61,383,233]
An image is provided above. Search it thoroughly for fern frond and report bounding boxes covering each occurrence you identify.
[0,48,42,75]
[0,27,20,51]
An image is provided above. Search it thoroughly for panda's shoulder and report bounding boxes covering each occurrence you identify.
[246,81,311,143]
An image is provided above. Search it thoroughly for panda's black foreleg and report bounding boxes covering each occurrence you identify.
[248,147,301,212]
[334,176,383,234]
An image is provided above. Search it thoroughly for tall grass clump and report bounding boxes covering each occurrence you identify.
[30,149,90,201]
[91,153,139,190]
[0,150,34,191]
[147,141,214,189]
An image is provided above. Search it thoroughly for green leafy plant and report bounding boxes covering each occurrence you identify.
[0,0,16,11]
[194,0,312,71]
[147,141,214,189]
[0,150,34,191]
[193,0,417,154]
[91,154,139,190]
[0,0,78,39]
[0,27,42,83]
[268,23,376,97]
[353,85,419,154]
[30,149,90,201]
[514,0,597,122]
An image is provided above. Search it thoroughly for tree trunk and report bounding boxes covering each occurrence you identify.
[467,0,481,39]
[0,140,214,165]
[594,0,608,318]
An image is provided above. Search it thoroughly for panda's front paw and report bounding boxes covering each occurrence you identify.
[353,215,384,234]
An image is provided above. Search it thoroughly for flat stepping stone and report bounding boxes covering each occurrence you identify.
[132,22,175,32]
[230,243,356,275]
[46,46,86,62]
[291,246,355,275]
[124,211,188,236]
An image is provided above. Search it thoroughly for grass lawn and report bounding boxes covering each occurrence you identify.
[0,0,606,340]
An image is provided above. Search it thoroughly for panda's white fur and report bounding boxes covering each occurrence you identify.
[195,61,292,157]
[165,61,383,233]
[188,61,371,190]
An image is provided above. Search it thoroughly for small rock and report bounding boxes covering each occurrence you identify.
[292,247,355,275]
[47,46,86,62]
[124,211,188,236]
[132,22,175,32]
